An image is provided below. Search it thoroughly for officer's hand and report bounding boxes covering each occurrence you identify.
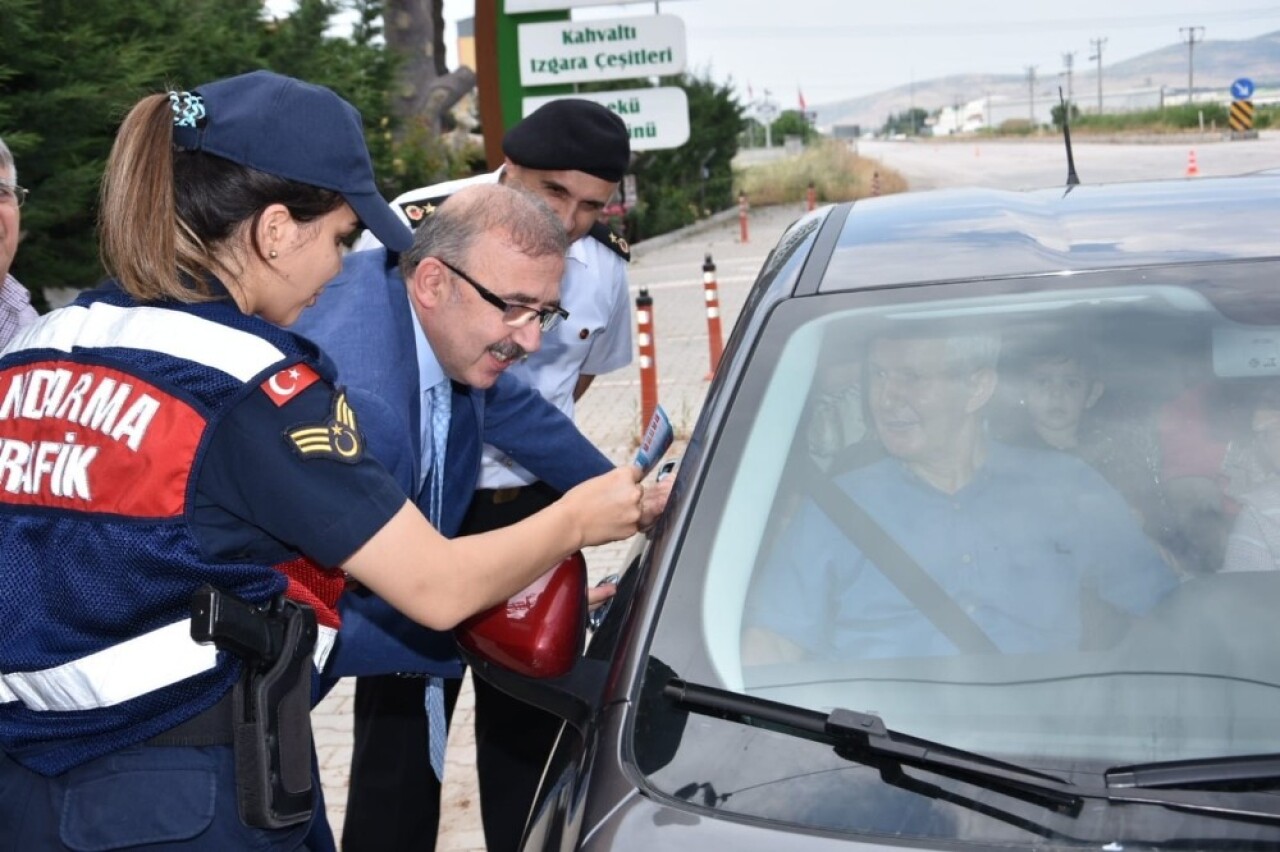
[564,465,643,548]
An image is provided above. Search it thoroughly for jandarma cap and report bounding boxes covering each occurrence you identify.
[502,99,630,183]
[171,70,413,253]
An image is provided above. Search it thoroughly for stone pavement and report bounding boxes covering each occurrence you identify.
[312,202,806,851]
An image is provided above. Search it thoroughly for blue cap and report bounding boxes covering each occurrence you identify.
[172,70,412,253]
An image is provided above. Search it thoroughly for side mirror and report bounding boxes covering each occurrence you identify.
[456,551,587,678]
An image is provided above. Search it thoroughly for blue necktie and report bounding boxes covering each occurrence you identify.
[425,378,451,781]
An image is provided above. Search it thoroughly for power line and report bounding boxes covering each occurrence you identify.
[694,9,1280,39]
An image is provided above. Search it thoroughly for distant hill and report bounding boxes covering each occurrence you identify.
[816,30,1280,132]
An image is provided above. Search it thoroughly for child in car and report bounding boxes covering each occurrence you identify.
[1007,338,1173,546]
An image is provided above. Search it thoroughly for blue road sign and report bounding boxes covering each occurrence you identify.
[1232,77,1255,100]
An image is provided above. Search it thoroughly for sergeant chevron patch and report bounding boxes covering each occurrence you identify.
[286,390,364,463]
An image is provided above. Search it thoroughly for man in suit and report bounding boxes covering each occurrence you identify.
[340,99,637,851]
[294,183,658,849]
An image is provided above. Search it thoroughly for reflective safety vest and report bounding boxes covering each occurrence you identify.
[0,285,345,776]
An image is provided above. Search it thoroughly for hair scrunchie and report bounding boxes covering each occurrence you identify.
[168,91,206,128]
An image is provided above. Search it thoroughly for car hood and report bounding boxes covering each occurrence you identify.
[580,785,906,852]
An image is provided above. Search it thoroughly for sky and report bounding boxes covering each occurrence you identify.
[438,0,1280,108]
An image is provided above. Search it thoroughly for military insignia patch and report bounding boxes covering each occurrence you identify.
[589,221,630,261]
[286,390,364,463]
[398,195,447,229]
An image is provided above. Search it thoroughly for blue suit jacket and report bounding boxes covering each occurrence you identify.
[293,248,613,676]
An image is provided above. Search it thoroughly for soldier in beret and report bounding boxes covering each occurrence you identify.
[315,99,636,852]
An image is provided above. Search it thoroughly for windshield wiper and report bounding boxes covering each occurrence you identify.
[1108,754,1280,789]
[665,677,1082,812]
[664,677,1280,823]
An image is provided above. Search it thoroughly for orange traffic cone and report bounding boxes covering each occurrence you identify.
[1186,148,1200,177]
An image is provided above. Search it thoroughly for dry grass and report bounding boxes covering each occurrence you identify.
[734,140,908,207]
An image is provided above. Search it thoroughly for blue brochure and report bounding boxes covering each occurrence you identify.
[634,404,674,477]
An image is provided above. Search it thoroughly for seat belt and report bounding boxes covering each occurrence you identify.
[804,460,999,655]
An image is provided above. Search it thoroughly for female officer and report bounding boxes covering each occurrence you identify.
[0,70,642,850]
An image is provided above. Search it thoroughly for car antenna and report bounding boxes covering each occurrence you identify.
[1059,85,1080,187]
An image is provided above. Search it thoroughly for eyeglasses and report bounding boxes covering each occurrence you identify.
[435,258,569,332]
[0,181,28,209]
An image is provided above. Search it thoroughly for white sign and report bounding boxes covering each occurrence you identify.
[506,0,623,12]
[518,14,686,87]
[523,88,690,152]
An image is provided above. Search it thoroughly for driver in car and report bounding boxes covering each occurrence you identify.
[743,328,1180,664]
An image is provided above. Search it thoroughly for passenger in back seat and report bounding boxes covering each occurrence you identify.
[1158,379,1268,574]
[1222,383,1280,573]
[1004,338,1174,549]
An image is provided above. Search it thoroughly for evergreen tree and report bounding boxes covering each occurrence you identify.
[769,109,816,146]
[622,73,744,239]
[0,0,464,307]
[0,1,726,306]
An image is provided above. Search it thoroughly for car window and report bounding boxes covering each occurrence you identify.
[637,260,1280,847]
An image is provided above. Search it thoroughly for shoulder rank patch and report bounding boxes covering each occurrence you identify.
[398,194,451,228]
[286,390,364,463]
[261,364,322,407]
[589,221,630,261]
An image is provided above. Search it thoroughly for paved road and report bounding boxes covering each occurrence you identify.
[858,131,1280,191]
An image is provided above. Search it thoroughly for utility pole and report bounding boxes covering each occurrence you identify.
[1089,36,1107,114]
[759,89,776,148]
[909,71,916,135]
[1061,51,1076,111]
[1180,26,1205,105]
[1026,65,1038,126]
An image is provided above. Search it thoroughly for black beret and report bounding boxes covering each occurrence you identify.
[502,99,630,182]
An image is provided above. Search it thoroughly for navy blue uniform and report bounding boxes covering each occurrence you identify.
[0,284,404,850]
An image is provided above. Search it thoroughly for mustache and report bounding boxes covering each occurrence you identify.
[489,339,528,362]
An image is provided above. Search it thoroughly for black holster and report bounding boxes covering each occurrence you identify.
[190,585,318,829]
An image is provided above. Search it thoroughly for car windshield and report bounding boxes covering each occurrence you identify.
[634,256,1280,847]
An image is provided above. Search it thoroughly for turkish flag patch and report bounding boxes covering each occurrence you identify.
[260,364,322,407]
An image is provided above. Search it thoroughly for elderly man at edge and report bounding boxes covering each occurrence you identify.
[0,135,39,348]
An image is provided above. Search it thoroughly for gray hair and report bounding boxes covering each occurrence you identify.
[945,333,1002,375]
[0,135,14,183]
[398,182,567,281]
[874,324,1002,376]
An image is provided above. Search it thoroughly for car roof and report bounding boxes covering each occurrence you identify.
[817,172,1280,293]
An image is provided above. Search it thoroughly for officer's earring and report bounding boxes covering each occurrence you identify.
[269,249,278,259]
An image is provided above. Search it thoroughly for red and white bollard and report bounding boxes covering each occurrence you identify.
[738,192,750,243]
[702,253,724,380]
[635,288,659,431]
[870,171,881,197]
[806,180,816,212]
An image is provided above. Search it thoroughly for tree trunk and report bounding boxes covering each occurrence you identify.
[384,0,476,137]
